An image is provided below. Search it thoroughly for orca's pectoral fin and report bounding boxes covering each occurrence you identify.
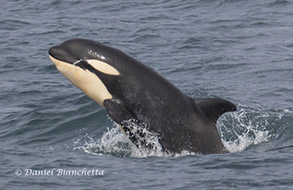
[103,99,133,124]
[103,99,142,148]
[194,98,236,123]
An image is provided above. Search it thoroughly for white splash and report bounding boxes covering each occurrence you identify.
[73,127,132,157]
[73,122,197,158]
[219,107,271,153]
[74,106,274,157]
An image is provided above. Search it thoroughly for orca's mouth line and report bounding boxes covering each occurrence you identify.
[73,59,83,66]
[49,54,89,71]
[49,55,68,66]
[48,47,83,68]
[72,59,88,70]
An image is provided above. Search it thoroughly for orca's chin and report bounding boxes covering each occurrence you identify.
[49,55,69,67]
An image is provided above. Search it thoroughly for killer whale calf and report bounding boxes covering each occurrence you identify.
[49,39,236,154]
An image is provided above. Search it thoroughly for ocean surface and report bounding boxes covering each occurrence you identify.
[1,0,293,189]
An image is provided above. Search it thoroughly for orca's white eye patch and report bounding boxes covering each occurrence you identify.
[87,59,120,76]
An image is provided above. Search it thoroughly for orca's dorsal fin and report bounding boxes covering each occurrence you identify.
[194,98,236,123]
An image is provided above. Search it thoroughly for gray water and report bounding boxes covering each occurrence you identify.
[1,0,293,189]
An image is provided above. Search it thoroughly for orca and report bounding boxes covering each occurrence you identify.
[49,39,236,154]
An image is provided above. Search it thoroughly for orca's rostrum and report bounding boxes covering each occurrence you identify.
[49,39,236,154]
